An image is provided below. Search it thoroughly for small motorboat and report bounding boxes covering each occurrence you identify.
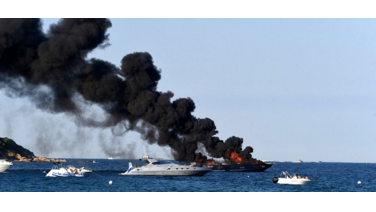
[66,165,92,174]
[273,171,311,185]
[45,163,92,177]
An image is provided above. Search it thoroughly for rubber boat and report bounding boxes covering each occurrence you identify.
[0,159,13,173]
[273,171,311,185]
[119,155,212,176]
[45,163,92,177]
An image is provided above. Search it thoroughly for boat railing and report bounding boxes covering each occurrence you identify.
[0,157,13,162]
[80,167,92,172]
[51,162,64,170]
[281,170,310,180]
[281,171,293,178]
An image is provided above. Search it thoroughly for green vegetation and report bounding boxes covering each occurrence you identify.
[0,137,35,159]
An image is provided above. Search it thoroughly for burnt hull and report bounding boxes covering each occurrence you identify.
[211,163,273,172]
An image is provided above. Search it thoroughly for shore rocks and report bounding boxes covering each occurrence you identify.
[30,157,66,163]
[8,153,66,163]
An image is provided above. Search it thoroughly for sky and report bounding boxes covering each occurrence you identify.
[1,18,376,162]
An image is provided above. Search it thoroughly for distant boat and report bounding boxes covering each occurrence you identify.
[108,157,114,160]
[292,159,303,163]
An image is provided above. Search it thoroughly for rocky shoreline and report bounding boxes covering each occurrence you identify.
[1,137,66,163]
[7,152,67,163]
[1,137,96,163]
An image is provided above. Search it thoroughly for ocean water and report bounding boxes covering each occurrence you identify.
[1,159,375,192]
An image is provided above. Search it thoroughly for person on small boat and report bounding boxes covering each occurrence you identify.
[297,174,301,179]
[305,175,309,179]
[282,171,292,178]
[69,168,78,174]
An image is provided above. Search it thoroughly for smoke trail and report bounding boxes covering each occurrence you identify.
[98,133,136,159]
[0,18,255,162]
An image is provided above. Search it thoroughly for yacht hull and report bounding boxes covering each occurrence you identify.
[211,163,272,172]
[0,164,12,172]
[120,169,211,176]
[0,160,13,173]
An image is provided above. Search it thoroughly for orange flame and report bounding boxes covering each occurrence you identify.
[230,151,243,163]
[206,159,216,166]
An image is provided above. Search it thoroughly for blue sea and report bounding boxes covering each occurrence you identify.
[1,159,375,192]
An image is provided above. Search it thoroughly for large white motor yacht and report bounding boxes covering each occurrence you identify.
[0,159,13,173]
[45,163,92,177]
[119,155,212,176]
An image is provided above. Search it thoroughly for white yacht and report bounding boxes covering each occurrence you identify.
[119,155,212,176]
[45,163,92,177]
[273,171,311,185]
[0,159,13,173]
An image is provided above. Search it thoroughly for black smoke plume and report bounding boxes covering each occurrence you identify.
[0,18,255,162]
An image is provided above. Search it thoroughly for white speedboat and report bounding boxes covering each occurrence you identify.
[119,155,212,176]
[45,163,92,177]
[0,159,13,173]
[273,171,311,185]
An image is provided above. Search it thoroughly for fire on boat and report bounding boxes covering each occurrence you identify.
[202,151,273,172]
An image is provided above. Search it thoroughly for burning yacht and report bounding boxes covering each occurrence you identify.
[204,151,273,172]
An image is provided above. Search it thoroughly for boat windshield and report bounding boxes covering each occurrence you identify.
[151,161,172,165]
[281,171,292,178]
